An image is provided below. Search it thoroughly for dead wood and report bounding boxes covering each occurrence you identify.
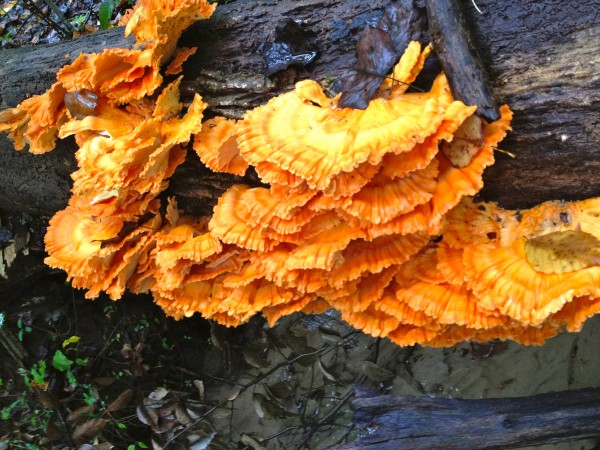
[334,386,600,450]
[425,0,499,121]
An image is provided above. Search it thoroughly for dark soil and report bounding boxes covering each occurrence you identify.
[0,212,376,449]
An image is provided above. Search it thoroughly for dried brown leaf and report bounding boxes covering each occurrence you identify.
[34,386,59,409]
[211,407,233,419]
[137,404,159,428]
[317,361,337,383]
[243,344,269,368]
[189,432,217,450]
[92,377,115,386]
[227,386,241,401]
[361,361,395,384]
[193,379,205,401]
[265,380,295,400]
[210,323,230,351]
[240,434,267,450]
[175,404,193,425]
[525,229,600,274]
[106,388,133,413]
[441,114,484,168]
[67,405,95,424]
[252,393,286,419]
[71,418,108,443]
[148,386,169,401]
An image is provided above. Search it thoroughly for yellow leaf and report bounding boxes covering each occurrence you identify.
[62,336,81,347]
[525,229,600,274]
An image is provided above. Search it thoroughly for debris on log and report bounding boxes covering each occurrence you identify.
[426,0,500,122]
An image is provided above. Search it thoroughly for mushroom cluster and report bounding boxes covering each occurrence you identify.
[1,0,599,347]
[0,0,213,154]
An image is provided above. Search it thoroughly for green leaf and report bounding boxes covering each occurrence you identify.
[66,370,77,387]
[138,443,149,449]
[62,336,80,348]
[31,361,47,385]
[52,350,74,372]
[98,0,116,30]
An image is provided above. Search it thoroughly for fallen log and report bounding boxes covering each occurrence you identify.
[0,0,599,217]
[335,386,600,449]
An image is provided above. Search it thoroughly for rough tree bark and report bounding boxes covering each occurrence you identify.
[0,0,598,217]
[334,387,600,450]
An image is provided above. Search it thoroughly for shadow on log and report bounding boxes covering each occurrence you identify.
[334,386,600,449]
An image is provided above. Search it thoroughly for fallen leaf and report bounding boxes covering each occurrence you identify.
[106,388,133,413]
[136,404,159,428]
[441,114,484,168]
[252,393,286,419]
[525,229,600,274]
[148,386,169,401]
[240,434,267,450]
[337,26,397,109]
[189,432,217,450]
[62,335,81,347]
[193,379,205,401]
[67,405,95,424]
[71,418,108,443]
[317,361,337,383]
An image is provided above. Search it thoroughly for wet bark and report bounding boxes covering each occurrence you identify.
[335,387,600,450]
[0,0,599,217]
[425,0,500,122]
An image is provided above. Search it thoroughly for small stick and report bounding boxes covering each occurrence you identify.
[425,0,500,122]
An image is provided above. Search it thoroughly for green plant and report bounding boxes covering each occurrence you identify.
[70,13,88,31]
[0,32,14,44]
[98,0,116,30]
[127,443,149,450]
[17,318,32,342]
[161,337,174,351]
[134,318,150,332]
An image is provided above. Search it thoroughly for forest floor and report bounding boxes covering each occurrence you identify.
[0,0,108,49]
[0,217,378,449]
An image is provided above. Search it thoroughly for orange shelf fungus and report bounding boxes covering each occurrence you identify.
[165,46,198,75]
[236,78,446,192]
[6,0,600,348]
[444,197,600,328]
[0,82,68,153]
[193,117,248,176]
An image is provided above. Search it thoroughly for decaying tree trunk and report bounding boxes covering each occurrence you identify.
[0,0,598,217]
[334,387,600,449]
